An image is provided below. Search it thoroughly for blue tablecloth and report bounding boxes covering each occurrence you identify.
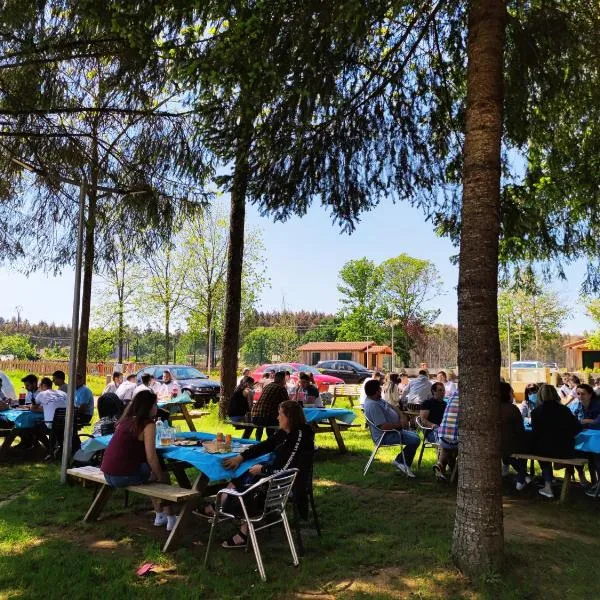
[157,393,194,412]
[304,407,356,425]
[575,429,600,454]
[78,431,268,483]
[0,409,44,429]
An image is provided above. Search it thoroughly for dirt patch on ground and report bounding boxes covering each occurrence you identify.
[290,565,476,600]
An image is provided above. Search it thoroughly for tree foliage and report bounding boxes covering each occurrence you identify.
[0,333,37,359]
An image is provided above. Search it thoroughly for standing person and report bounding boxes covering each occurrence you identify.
[51,370,69,394]
[382,373,400,407]
[116,374,137,404]
[359,371,382,407]
[74,373,95,425]
[21,374,39,405]
[103,371,123,395]
[101,390,177,530]
[531,384,582,499]
[498,381,530,490]
[419,382,447,441]
[251,371,289,440]
[435,390,460,481]
[228,376,255,422]
[363,378,420,478]
[401,369,431,407]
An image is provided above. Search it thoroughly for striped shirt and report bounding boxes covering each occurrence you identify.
[438,391,459,444]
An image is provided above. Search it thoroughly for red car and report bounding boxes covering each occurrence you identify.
[251,362,343,394]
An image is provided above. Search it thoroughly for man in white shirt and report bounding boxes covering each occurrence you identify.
[401,370,432,406]
[21,374,39,405]
[133,374,155,398]
[32,377,67,427]
[359,371,382,406]
[103,371,123,395]
[162,369,179,397]
[116,373,137,403]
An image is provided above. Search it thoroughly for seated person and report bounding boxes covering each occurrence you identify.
[21,374,39,405]
[382,373,400,407]
[576,383,600,429]
[74,373,95,425]
[435,390,460,480]
[220,400,315,548]
[133,373,154,397]
[101,390,176,530]
[531,384,582,499]
[250,371,289,440]
[93,392,124,436]
[296,373,321,407]
[116,373,137,404]
[518,383,539,419]
[364,378,420,478]
[31,377,68,455]
[103,371,123,395]
[51,370,69,393]
[162,370,179,397]
[499,381,531,490]
[419,382,447,441]
[227,376,255,422]
[401,369,431,407]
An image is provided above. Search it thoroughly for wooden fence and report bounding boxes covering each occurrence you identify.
[0,360,148,377]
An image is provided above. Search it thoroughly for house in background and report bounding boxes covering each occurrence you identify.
[564,338,600,370]
[297,341,393,371]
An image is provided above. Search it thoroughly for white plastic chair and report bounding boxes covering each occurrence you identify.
[363,416,408,476]
[203,469,299,582]
[414,416,440,470]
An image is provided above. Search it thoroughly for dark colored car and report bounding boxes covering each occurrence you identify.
[136,364,220,407]
[315,360,373,383]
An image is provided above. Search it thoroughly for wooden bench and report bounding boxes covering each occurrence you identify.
[328,384,361,408]
[168,407,209,432]
[67,466,201,551]
[224,420,279,439]
[510,454,588,503]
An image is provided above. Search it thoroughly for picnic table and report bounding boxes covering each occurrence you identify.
[226,407,358,454]
[72,431,269,551]
[157,394,208,432]
[0,408,45,458]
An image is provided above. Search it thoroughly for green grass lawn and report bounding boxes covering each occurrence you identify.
[1,399,600,599]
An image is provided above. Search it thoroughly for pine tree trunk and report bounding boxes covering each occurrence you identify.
[165,304,170,364]
[451,0,506,576]
[76,139,99,382]
[219,127,251,419]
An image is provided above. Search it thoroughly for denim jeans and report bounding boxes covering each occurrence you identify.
[538,461,553,484]
[104,462,151,488]
[378,430,420,467]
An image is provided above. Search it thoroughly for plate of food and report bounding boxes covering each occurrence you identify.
[173,439,202,447]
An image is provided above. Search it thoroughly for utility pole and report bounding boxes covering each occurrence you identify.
[15,305,23,331]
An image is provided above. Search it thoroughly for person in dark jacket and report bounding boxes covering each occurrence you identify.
[499,381,531,490]
[219,400,315,548]
[227,376,255,422]
[531,384,582,499]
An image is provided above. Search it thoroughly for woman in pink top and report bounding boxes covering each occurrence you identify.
[101,390,176,530]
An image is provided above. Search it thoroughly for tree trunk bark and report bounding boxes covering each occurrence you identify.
[165,304,170,364]
[205,296,213,371]
[451,0,506,576]
[76,133,99,382]
[219,125,251,419]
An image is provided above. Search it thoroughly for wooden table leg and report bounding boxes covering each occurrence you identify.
[328,418,347,454]
[179,404,196,432]
[559,465,573,503]
[167,461,192,489]
[84,484,114,521]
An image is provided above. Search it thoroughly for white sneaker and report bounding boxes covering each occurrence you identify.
[538,488,554,499]
[516,481,527,491]
[393,460,416,478]
[501,464,510,477]
[525,475,532,485]
[166,515,178,531]
[153,512,167,527]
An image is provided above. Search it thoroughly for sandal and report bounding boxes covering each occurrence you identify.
[222,531,247,549]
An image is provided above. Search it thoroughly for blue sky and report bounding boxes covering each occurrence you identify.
[0,196,594,334]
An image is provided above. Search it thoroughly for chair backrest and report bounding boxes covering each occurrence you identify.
[52,407,68,432]
[263,469,298,515]
[415,416,430,431]
[100,421,116,436]
[364,415,384,440]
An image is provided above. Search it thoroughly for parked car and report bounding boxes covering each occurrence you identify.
[544,362,559,370]
[315,359,373,383]
[511,360,545,369]
[135,364,220,407]
[251,363,343,394]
